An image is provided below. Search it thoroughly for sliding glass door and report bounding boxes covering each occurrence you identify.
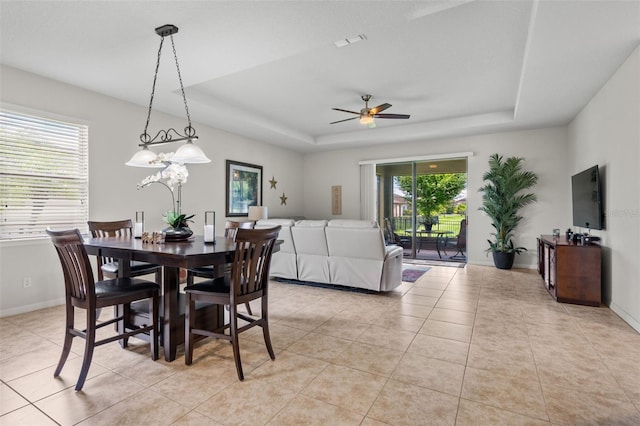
[376,158,467,263]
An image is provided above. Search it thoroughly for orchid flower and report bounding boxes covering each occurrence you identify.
[161,163,188,188]
[136,152,190,218]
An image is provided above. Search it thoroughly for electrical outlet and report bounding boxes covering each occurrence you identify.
[23,277,32,288]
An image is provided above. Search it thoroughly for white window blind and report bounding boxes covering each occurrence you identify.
[0,109,88,239]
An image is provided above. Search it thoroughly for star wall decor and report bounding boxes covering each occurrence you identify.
[280,192,287,205]
[269,176,278,189]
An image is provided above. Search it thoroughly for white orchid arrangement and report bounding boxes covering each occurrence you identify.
[138,162,189,189]
[137,153,194,228]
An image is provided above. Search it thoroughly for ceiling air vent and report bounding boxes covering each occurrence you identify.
[334,34,367,48]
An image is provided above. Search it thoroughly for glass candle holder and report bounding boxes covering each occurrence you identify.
[134,211,144,238]
[204,211,215,243]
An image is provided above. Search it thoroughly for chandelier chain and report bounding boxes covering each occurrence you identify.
[141,36,165,143]
[170,35,193,130]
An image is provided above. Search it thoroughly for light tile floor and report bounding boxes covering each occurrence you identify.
[1,265,640,425]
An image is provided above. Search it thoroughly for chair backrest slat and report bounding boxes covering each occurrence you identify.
[230,226,280,298]
[87,220,134,278]
[225,220,255,240]
[88,219,134,237]
[47,228,95,305]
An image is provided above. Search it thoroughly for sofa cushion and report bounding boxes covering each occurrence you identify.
[292,226,328,256]
[325,221,392,289]
[328,219,378,228]
[326,226,385,260]
[295,220,328,227]
[255,219,294,250]
[255,219,295,228]
[292,221,330,282]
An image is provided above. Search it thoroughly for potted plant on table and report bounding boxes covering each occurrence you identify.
[421,215,437,232]
[479,154,538,269]
[162,210,195,240]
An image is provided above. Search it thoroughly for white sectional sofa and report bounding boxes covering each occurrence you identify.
[255,218,403,292]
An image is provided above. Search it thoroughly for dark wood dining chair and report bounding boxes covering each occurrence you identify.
[186,220,255,313]
[87,220,161,283]
[47,228,159,391]
[184,226,281,381]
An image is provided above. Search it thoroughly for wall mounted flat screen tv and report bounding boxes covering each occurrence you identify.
[571,165,604,230]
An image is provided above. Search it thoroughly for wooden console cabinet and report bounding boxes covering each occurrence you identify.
[537,235,601,306]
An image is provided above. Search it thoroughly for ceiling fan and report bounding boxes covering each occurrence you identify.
[330,94,410,128]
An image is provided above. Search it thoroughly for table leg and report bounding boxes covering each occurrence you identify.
[117,254,132,348]
[436,234,442,259]
[162,266,180,362]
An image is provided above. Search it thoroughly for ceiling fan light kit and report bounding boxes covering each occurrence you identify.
[359,115,375,127]
[330,94,410,127]
[126,24,210,167]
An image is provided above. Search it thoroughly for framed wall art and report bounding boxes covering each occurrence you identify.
[332,185,342,215]
[225,160,263,217]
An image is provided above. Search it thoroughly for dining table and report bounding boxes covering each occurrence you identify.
[405,229,454,258]
[83,235,235,362]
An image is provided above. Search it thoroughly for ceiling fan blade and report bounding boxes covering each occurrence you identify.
[373,113,411,119]
[332,108,360,115]
[369,103,392,114]
[330,117,358,124]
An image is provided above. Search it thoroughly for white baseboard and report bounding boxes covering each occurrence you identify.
[608,301,640,334]
[0,298,65,318]
[468,259,537,270]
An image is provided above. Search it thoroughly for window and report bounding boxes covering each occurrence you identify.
[0,108,88,240]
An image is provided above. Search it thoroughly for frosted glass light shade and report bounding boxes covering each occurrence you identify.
[359,115,374,125]
[248,206,268,221]
[125,146,162,167]
[172,140,211,164]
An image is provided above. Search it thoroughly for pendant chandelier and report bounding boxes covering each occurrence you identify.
[126,24,210,167]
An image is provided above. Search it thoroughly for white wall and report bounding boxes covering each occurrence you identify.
[0,65,304,316]
[303,127,570,269]
[568,46,640,332]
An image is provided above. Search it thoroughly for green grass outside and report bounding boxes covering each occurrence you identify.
[398,213,465,236]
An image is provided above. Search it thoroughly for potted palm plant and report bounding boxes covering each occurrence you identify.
[479,154,538,269]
